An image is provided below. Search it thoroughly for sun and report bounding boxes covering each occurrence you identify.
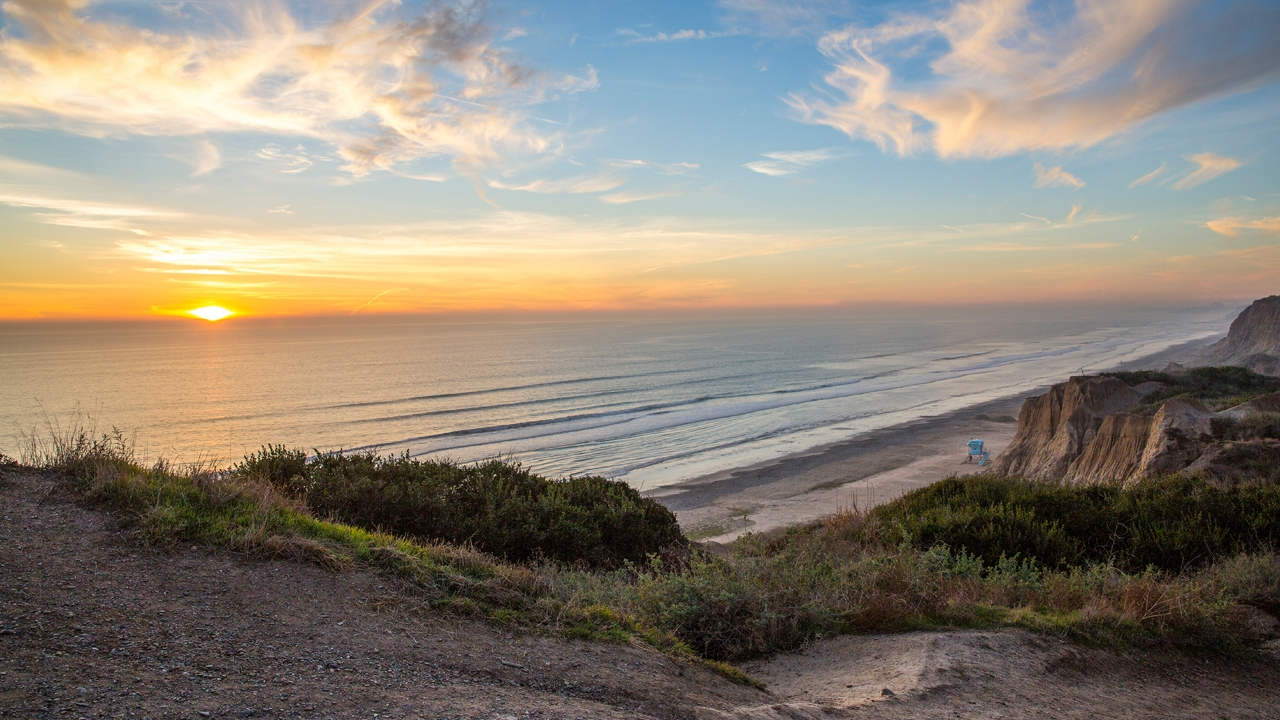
[188,306,235,322]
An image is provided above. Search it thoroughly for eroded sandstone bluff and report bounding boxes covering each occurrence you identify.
[991,375,1280,485]
[1196,295,1280,376]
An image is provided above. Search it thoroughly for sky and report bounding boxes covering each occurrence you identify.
[0,0,1278,319]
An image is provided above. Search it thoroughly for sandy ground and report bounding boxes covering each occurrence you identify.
[649,395,1026,543]
[710,629,1280,719]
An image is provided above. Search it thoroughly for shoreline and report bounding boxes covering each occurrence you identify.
[648,335,1220,543]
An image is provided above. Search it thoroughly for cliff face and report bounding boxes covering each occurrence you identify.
[1062,399,1216,484]
[1198,296,1280,375]
[992,376,1272,485]
[990,376,1141,481]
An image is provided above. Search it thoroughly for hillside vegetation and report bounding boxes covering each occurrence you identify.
[1103,366,1280,412]
[238,445,683,570]
[14,420,1280,669]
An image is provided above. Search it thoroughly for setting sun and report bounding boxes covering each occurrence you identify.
[188,306,234,322]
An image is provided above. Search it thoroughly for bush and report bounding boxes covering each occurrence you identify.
[1103,366,1280,411]
[867,474,1280,572]
[1211,414,1280,442]
[237,446,685,570]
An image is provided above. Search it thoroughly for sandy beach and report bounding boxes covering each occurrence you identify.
[648,393,1028,542]
[649,337,1215,542]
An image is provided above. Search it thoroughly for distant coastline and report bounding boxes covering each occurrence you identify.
[650,333,1222,541]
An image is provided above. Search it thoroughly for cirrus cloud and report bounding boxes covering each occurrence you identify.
[786,0,1280,159]
[1173,152,1243,190]
[1033,163,1085,189]
[1205,215,1280,239]
[0,0,597,177]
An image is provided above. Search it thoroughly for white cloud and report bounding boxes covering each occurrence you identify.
[620,28,742,43]
[599,187,684,204]
[1128,163,1167,188]
[786,0,1280,158]
[0,189,181,231]
[607,159,700,175]
[745,148,850,176]
[489,172,626,194]
[1205,215,1280,239]
[255,145,329,174]
[1173,153,1244,190]
[192,138,221,177]
[0,0,597,177]
[1033,163,1085,189]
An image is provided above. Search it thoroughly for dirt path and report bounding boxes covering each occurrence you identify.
[717,630,1280,719]
[3,466,1278,719]
[0,468,764,719]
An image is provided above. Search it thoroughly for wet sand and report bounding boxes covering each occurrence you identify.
[647,336,1217,543]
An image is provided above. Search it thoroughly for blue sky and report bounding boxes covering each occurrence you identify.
[1,0,1278,317]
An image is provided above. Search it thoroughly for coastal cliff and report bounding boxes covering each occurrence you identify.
[992,297,1280,485]
[989,376,1141,480]
[992,370,1280,485]
[1196,295,1280,375]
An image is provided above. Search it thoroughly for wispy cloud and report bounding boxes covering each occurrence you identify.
[0,189,180,231]
[620,28,742,43]
[489,172,625,194]
[598,187,684,204]
[1128,163,1167,188]
[745,148,850,176]
[255,145,329,174]
[191,138,221,177]
[786,0,1280,158]
[1173,153,1244,190]
[1033,164,1085,189]
[1205,215,1280,239]
[607,159,700,176]
[0,0,597,177]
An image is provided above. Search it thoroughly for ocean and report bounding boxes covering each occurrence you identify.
[0,305,1233,490]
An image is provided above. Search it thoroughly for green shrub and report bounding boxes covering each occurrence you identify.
[868,474,1280,572]
[237,445,308,495]
[1104,366,1280,411]
[238,447,685,570]
[1211,414,1280,442]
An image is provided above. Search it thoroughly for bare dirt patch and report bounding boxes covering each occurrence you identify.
[711,630,1280,719]
[0,468,764,719]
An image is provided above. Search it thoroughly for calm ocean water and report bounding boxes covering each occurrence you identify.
[0,306,1233,489]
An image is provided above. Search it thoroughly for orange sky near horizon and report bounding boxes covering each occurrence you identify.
[1,0,1277,320]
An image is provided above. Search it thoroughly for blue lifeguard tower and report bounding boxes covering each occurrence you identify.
[966,439,991,467]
